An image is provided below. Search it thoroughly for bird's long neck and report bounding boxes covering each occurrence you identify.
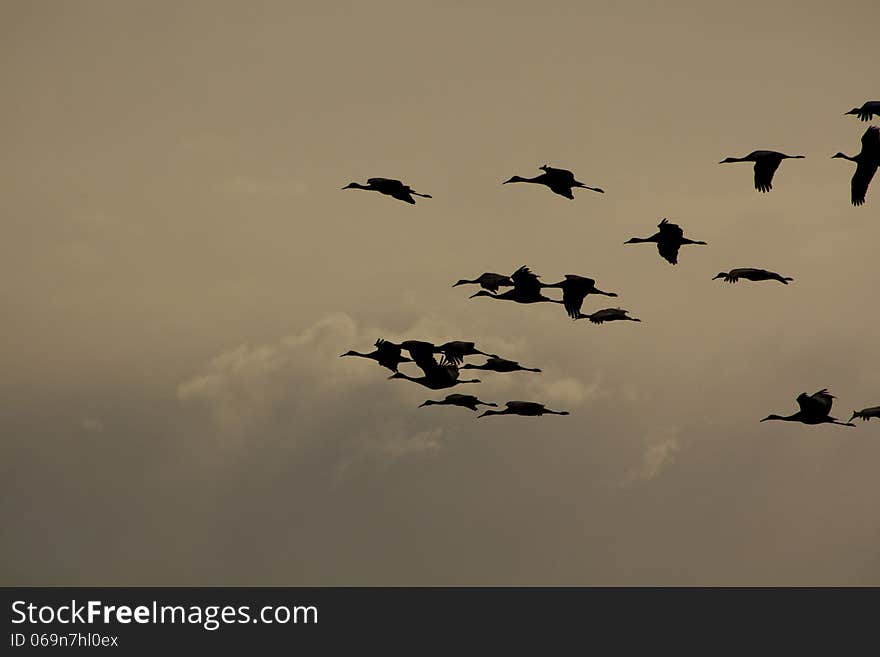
[348,182,372,190]
[461,364,484,370]
[765,413,800,422]
[342,350,371,359]
[627,236,656,244]
[509,175,543,184]
[459,378,481,384]
[834,152,857,162]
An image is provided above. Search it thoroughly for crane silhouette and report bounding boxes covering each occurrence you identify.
[469,265,564,305]
[713,268,794,285]
[575,308,641,324]
[340,339,412,372]
[845,101,880,122]
[453,272,514,293]
[388,360,481,390]
[502,164,604,199]
[478,401,569,418]
[719,150,805,192]
[624,219,707,265]
[832,126,879,206]
[342,177,432,204]
[541,274,618,319]
[419,394,497,412]
[761,389,855,427]
[436,341,499,365]
[462,357,541,373]
[850,406,880,422]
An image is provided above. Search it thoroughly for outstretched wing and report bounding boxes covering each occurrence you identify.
[439,341,473,365]
[374,338,404,371]
[511,265,542,295]
[657,240,681,265]
[852,127,879,206]
[797,389,833,416]
[753,158,781,193]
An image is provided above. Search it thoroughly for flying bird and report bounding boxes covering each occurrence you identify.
[850,407,880,422]
[478,401,569,418]
[462,357,541,373]
[502,164,604,200]
[713,268,793,285]
[719,150,805,192]
[453,272,514,293]
[624,218,707,265]
[845,101,880,122]
[419,394,497,412]
[760,389,855,427]
[832,125,879,206]
[436,341,499,366]
[469,265,564,305]
[342,177,432,204]
[388,359,481,390]
[541,274,618,319]
[340,339,412,372]
[575,308,641,324]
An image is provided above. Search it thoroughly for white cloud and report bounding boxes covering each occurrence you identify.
[622,427,681,485]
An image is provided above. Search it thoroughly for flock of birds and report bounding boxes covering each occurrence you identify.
[341,101,880,425]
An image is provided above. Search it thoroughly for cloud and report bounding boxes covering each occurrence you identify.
[622,428,681,485]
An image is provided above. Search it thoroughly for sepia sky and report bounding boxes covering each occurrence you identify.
[2,0,879,585]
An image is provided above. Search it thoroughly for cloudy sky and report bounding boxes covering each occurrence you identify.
[2,0,879,585]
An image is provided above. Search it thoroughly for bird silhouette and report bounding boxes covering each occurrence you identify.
[845,101,880,122]
[713,268,793,285]
[624,218,707,265]
[541,274,618,319]
[761,389,855,427]
[342,177,432,204]
[719,150,805,192]
[453,272,514,293]
[437,341,499,365]
[388,359,481,390]
[462,357,541,373]
[832,126,879,206]
[478,401,569,418]
[850,406,880,422]
[502,164,604,199]
[575,308,641,324]
[419,394,497,412]
[340,338,412,372]
[469,265,564,305]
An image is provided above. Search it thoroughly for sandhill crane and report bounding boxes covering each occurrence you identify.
[388,339,497,366]
[502,164,604,200]
[575,308,641,324]
[453,272,513,293]
[342,177,432,204]
[419,394,497,412]
[388,361,481,390]
[624,218,707,265]
[845,101,880,122]
[388,341,481,389]
[462,357,541,373]
[850,406,880,422]
[832,126,879,206]
[760,389,855,427]
[478,401,569,418]
[469,265,564,305]
[713,268,793,285]
[340,339,412,372]
[719,150,805,192]
[437,341,499,365]
[541,274,618,319]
